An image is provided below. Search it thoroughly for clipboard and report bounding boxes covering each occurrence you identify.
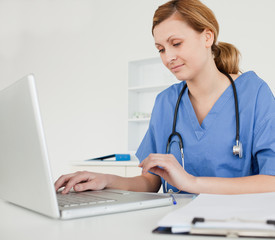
[154,193,275,238]
[190,217,275,238]
[153,218,275,238]
[153,226,275,238]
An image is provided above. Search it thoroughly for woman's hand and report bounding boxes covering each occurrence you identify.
[139,153,196,192]
[54,171,110,194]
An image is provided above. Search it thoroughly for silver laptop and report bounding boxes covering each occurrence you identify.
[0,74,172,220]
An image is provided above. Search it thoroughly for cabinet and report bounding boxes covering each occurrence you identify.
[70,160,141,177]
[128,57,177,153]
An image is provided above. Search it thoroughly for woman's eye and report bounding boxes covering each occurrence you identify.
[158,48,164,53]
[173,42,181,47]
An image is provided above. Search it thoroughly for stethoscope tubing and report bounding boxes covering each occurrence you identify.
[164,72,242,193]
[222,72,240,143]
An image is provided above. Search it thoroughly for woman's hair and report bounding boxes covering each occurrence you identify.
[152,0,240,74]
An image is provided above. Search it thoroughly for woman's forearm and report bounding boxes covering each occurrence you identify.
[105,173,161,192]
[191,174,275,194]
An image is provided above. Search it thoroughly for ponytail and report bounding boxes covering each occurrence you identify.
[212,42,241,74]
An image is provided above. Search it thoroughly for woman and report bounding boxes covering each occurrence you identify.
[55,0,275,195]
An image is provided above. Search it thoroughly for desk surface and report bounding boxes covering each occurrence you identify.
[0,194,264,240]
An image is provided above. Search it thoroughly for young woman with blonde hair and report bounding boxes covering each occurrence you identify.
[55,0,275,195]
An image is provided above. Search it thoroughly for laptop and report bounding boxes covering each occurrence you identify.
[0,74,172,220]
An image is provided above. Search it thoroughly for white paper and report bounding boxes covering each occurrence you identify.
[159,192,275,230]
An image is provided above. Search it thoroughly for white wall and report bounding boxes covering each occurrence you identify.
[203,0,275,84]
[0,0,274,180]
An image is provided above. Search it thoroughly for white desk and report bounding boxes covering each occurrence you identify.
[0,194,264,240]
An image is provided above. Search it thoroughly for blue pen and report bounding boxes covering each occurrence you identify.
[170,194,177,205]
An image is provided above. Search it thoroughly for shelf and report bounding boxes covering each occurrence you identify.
[128,57,177,152]
[128,118,150,122]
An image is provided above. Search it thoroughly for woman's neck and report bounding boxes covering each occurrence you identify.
[186,65,230,104]
[186,64,232,125]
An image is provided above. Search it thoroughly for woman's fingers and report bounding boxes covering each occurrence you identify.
[74,181,93,192]
[54,171,108,194]
[139,153,189,191]
[139,154,173,175]
[54,171,91,194]
[147,166,166,177]
[54,173,76,191]
[74,177,105,192]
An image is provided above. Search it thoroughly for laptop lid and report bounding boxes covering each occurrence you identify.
[0,74,172,219]
[0,74,60,218]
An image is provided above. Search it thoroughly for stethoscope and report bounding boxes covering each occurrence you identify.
[164,72,243,193]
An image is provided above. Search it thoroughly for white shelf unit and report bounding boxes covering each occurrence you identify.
[128,57,178,153]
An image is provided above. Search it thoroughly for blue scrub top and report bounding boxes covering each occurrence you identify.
[136,71,275,193]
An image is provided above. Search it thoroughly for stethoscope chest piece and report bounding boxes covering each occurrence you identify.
[233,140,243,158]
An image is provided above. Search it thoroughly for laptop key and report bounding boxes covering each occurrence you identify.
[57,192,117,208]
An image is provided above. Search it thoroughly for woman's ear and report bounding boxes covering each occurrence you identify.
[204,28,215,48]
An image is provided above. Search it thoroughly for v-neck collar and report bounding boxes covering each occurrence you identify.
[182,74,244,141]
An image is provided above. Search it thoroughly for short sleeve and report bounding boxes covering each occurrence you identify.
[135,108,157,163]
[252,82,275,175]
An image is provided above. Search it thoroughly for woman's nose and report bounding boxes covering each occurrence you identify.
[164,49,177,64]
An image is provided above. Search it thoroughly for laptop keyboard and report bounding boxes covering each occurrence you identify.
[57,191,116,208]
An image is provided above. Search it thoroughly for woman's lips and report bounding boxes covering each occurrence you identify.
[171,64,184,72]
